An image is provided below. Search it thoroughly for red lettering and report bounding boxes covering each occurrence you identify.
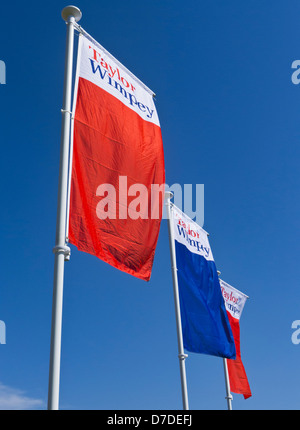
[89,46,100,62]
[100,58,109,71]
[121,77,130,88]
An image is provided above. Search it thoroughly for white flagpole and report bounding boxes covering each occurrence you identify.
[165,192,189,410]
[223,358,233,410]
[48,5,82,410]
[217,270,233,410]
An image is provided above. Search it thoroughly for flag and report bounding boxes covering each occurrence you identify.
[68,32,165,281]
[171,204,236,358]
[220,279,252,399]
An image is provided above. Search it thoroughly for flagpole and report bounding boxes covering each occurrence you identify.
[223,358,233,410]
[165,192,189,410]
[48,5,82,410]
[217,270,233,410]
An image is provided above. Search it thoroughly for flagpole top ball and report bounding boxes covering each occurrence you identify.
[61,5,82,22]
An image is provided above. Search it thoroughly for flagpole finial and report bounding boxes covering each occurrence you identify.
[61,5,82,22]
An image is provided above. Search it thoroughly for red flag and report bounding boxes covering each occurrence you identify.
[68,34,165,281]
[220,279,252,399]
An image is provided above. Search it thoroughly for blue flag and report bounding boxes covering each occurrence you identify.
[172,204,236,359]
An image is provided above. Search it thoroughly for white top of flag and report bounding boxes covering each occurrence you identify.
[74,30,160,126]
[220,279,248,320]
[171,204,214,262]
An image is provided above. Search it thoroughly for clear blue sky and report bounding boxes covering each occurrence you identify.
[1,0,300,410]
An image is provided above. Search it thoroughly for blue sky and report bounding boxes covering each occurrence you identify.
[1,0,300,410]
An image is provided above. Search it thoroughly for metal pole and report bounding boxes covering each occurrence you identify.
[223,358,233,410]
[217,270,233,410]
[165,192,189,410]
[48,5,82,411]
